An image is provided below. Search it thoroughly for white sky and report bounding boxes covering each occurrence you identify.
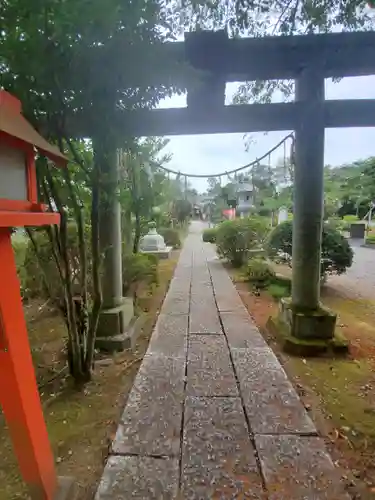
[157,76,375,192]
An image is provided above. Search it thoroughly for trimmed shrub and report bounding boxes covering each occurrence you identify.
[325,217,345,232]
[158,227,181,248]
[202,228,217,243]
[267,283,289,300]
[342,214,359,231]
[365,233,375,245]
[122,252,158,296]
[216,217,270,268]
[257,207,272,217]
[266,220,353,279]
[245,258,275,288]
[343,214,359,222]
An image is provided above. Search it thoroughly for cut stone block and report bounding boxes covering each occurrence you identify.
[187,335,238,396]
[112,354,185,457]
[161,292,190,315]
[147,313,188,359]
[95,298,135,351]
[190,283,212,297]
[215,292,248,313]
[267,317,349,357]
[280,297,336,340]
[189,306,223,334]
[95,456,179,499]
[255,435,350,499]
[231,348,316,435]
[182,397,264,499]
[190,293,216,309]
[168,277,191,294]
[221,312,268,349]
[140,245,172,260]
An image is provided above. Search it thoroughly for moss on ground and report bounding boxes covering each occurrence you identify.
[291,356,375,439]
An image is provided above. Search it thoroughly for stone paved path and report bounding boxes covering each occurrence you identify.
[95,222,349,500]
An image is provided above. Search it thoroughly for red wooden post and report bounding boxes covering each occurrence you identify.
[0,89,68,499]
[0,228,57,499]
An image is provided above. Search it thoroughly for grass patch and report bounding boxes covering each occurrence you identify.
[291,356,375,439]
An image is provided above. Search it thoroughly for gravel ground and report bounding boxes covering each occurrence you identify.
[328,240,375,300]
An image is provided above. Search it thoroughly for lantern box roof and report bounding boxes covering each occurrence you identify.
[0,90,67,227]
[0,90,67,165]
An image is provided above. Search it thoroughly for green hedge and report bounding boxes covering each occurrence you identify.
[266,220,353,279]
[245,258,275,288]
[365,234,375,245]
[216,217,270,268]
[122,252,158,296]
[158,227,181,248]
[343,215,359,222]
[202,228,217,243]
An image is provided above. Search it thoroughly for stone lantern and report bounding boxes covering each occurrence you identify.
[0,90,73,499]
[139,222,172,259]
[235,180,254,218]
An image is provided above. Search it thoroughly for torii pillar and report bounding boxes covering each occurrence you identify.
[280,66,337,346]
[93,136,134,351]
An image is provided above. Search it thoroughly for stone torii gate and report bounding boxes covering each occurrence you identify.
[91,30,375,348]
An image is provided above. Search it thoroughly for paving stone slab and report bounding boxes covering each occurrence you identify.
[167,279,191,295]
[161,293,190,315]
[182,397,265,499]
[207,258,225,270]
[147,313,188,359]
[191,262,209,271]
[112,354,185,457]
[232,348,316,435]
[210,275,233,286]
[208,269,234,281]
[190,293,216,310]
[191,282,212,292]
[212,281,248,313]
[255,435,350,500]
[221,312,268,349]
[189,306,223,334]
[211,279,234,288]
[190,281,212,293]
[187,335,238,396]
[215,294,248,313]
[174,262,191,272]
[95,456,179,499]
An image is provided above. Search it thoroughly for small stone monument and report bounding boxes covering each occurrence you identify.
[139,222,172,259]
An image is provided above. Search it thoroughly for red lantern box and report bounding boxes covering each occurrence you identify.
[0,90,69,499]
